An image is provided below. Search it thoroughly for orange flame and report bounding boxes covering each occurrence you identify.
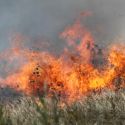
[0,16,125,103]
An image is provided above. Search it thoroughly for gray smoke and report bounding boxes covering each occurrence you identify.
[0,0,125,51]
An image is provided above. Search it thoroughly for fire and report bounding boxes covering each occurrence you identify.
[0,14,125,103]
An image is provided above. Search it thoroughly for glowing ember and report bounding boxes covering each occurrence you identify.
[0,15,125,103]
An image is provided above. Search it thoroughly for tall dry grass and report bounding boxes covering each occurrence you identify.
[0,88,125,125]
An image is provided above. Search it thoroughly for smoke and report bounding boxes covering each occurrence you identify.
[0,0,125,97]
[0,0,125,51]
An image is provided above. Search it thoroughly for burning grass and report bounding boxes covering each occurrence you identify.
[0,14,125,124]
[0,16,125,102]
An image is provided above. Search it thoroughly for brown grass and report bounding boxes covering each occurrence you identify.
[0,88,125,125]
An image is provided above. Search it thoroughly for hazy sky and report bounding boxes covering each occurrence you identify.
[0,0,125,50]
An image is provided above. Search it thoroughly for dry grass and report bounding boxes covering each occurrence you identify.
[0,88,125,125]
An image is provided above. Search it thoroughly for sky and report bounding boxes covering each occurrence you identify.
[0,0,125,51]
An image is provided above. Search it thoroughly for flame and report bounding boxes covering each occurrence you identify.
[0,15,125,103]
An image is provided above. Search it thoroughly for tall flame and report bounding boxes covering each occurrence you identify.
[0,15,125,103]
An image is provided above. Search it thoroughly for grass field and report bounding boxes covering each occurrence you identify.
[0,87,125,125]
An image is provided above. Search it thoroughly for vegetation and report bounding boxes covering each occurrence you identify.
[0,88,125,125]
